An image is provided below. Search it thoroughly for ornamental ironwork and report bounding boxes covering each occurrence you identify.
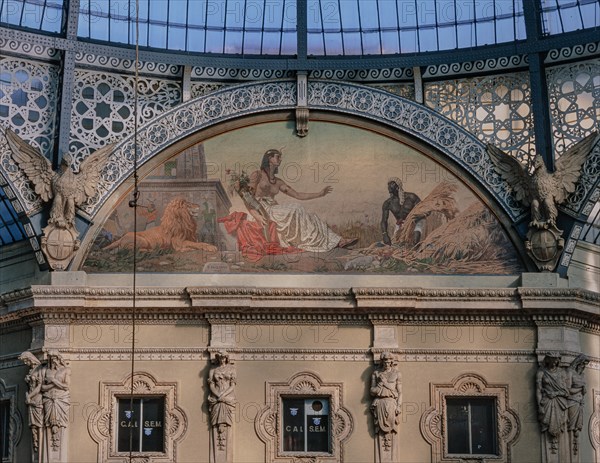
[425,72,535,168]
[0,58,59,213]
[69,70,182,165]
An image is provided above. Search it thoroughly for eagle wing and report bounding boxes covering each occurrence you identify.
[553,131,598,203]
[486,144,532,206]
[73,143,115,204]
[4,128,55,202]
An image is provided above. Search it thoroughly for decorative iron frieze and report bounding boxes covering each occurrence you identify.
[0,37,60,61]
[75,52,181,76]
[424,55,529,79]
[545,42,600,64]
[192,67,295,81]
[309,68,413,82]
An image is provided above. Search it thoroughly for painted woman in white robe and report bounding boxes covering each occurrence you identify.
[246,149,356,251]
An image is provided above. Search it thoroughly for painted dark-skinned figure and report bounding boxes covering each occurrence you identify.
[381,177,421,245]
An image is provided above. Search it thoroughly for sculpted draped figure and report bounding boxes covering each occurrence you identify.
[19,352,45,452]
[566,354,590,458]
[536,353,570,462]
[371,352,402,461]
[207,350,236,462]
[20,350,71,459]
[41,350,71,450]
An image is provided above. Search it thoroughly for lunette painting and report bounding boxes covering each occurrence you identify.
[82,121,523,274]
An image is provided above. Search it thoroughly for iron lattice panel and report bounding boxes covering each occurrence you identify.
[424,72,535,168]
[367,83,415,100]
[190,83,226,99]
[0,57,59,214]
[547,59,600,215]
[69,70,182,165]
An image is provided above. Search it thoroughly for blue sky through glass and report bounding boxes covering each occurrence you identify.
[2,1,598,54]
[0,188,26,245]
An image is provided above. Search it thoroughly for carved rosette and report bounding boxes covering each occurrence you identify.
[255,371,353,463]
[420,373,520,463]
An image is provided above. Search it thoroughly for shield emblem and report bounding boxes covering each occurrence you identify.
[41,224,80,270]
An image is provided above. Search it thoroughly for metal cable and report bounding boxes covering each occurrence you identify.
[128,0,140,459]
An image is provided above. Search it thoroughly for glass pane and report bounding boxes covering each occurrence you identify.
[447,399,469,454]
[470,398,497,455]
[0,190,26,245]
[118,398,141,452]
[1,401,9,459]
[306,399,329,452]
[447,397,497,455]
[141,398,165,452]
[282,398,305,452]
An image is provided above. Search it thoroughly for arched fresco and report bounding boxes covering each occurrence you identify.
[0,81,527,222]
[82,121,524,275]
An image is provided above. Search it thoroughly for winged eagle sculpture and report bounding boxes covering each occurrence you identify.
[486,132,598,230]
[5,128,114,229]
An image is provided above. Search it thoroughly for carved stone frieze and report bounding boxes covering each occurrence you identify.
[87,371,187,463]
[4,347,542,365]
[255,371,353,463]
[420,373,520,463]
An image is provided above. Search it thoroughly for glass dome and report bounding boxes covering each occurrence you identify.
[2,0,599,55]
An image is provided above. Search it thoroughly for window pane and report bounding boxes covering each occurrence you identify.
[117,397,165,453]
[141,398,165,452]
[282,397,330,453]
[470,399,497,454]
[118,398,141,452]
[1,400,9,459]
[447,397,497,455]
[447,399,469,454]
[282,398,305,452]
[306,399,329,452]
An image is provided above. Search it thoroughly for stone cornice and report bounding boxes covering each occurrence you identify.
[353,287,518,298]
[369,313,533,325]
[518,287,600,310]
[2,286,598,328]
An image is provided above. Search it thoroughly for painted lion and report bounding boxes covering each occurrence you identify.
[103,198,218,253]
